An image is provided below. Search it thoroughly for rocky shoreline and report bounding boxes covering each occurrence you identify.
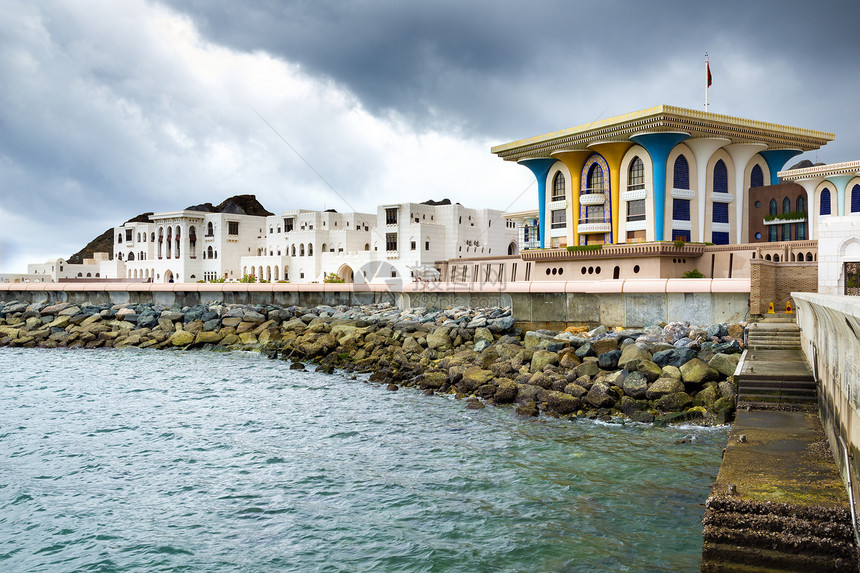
[0,300,743,425]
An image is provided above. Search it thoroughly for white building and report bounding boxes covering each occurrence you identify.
[239,201,518,284]
[0,253,110,283]
[114,211,266,282]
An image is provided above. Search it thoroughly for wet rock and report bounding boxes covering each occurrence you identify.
[427,328,453,351]
[585,382,615,408]
[646,378,685,399]
[168,330,195,346]
[636,359,663,383]
[515,401,539,417]
[575,343,595,359]
[493,379,518,403]
[574,362,599,379]
[598,350,622,370]
[709,353,740,377]
[466,398,485,409]
[623,372,649,399]
[547,391,580,415]
[618,343,652,369]
[604,370,626,388]
[531,350,559,373]
[656,392,693,412]
[418,372,447,390]
[680,358,720,385]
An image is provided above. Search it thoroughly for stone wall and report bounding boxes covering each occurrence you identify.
[0,279,751,328]
[793,293,860,522]
[750,260,817,314]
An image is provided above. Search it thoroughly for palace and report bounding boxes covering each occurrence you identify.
[492,105,836,248]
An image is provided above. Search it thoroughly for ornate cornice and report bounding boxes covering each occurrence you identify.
[492,105,834,162]
[778,160,860,180]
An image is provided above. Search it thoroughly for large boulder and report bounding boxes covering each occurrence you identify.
[473,327,494,345]
[493,379,518,403]
[636,360,663,383]
[622,371,649,399]
[645,377,685,399]
[418,372,448,390]
[168,330,195,347]
[592,337,619,355]
[531,350,559,373]
[598,350,622,371]
[457,367,495,394]
[709,353,740,377]
[680,358,720,385]
[558,348,582,369]
[585,382,615,408]
[652,347,697,368]
[656,392,693,412]
[574,362,600,378]
[547,391,581,415]
[618,343,652,369]
[427,328,453,351]
[563,383,588,399]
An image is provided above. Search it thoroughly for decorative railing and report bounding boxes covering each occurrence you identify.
[521,242,707,261]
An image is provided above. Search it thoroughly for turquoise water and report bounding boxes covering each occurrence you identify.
[0,348,727,572]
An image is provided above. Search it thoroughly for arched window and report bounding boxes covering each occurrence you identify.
[150,232,155,242]
[821,188,832,215]
[751,164,764,188]
[300,244,305,256]
[587,164,604,194]
[117,234,123,243]
[321,243,327,253]
[364,243,370,251]
[207,221,214,236]
[673,155,690,189]
[308,243,314,256]
[551,172,565,201]
[207,246,213,259]
[128,252,135,261]
[769,199,777,215]
[852,184,860,213]
[797,195,806,213]
[782,197,791,214]
[713,159,728,193]
[291,245,296,256]
[628,157,644,190]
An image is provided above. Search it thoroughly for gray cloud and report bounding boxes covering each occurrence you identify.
[2,0,860,272]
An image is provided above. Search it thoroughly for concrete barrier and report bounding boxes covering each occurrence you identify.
[0,278,751,327]
[793,292,860,516]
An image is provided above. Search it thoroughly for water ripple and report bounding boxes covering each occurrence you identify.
[0,346,727,572]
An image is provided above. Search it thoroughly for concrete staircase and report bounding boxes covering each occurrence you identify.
[736,318,818,412]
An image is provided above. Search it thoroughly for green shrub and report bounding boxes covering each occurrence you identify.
[673,239,686,249]
[764,210,806,222]
[682,268,705,278]
[566,244,603,252]
[324,273,345,283]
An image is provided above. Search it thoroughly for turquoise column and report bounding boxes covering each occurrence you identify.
[759,149,803,186]
[827,174,855,216]
[518,158,557,248]
[629,132,690,241]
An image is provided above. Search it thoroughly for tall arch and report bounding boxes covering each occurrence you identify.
[851,184,860,213]
[821,188,832,216]
[579,155,611,245]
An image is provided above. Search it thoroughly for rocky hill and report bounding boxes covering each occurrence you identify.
[67,195,272,263]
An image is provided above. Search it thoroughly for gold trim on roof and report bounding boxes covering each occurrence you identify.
[778,160,860,180]
[492,105,834,161]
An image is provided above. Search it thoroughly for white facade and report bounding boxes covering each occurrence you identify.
[239,202,518,284]
[0,254,109,283]
[113,211,266,282]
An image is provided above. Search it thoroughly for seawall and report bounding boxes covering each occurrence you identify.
[0,278,750,328]
[793,292,860,525]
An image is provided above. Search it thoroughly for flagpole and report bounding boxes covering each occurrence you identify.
[705,52,709,111]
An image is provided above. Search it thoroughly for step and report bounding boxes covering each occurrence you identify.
[738,379,816,390]
[702,541,856,573]
[735,400,819,412]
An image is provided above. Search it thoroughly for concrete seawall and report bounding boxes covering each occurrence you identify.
[0,278,750,328]
[794,292,860,525]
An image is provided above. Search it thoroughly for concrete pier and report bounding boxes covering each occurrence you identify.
[702,318,858,571]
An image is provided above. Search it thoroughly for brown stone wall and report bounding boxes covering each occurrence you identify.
[750,259,817,314]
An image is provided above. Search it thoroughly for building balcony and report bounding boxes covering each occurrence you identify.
[710,192,734,203]
[579,194,606,206]
[577,220,611,233]
[671,188,695,200]
[621,189,647,202]
[763,216,806,226]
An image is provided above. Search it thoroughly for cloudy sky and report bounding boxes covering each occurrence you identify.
[2,0,859,272]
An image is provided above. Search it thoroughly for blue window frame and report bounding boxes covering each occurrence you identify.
[673,155,689,189]
[673,199,690,221]
[820,189,831,215]
[796,222,806,240]
[750,165,764,188]
[796,195,806,213]
[713,202,729,223]
[782,223,791,241]
[782,197,791,214]
[672,229,690,242]
[712,231,729,245]
[769,199,777,215]
[852,184,860,213]
[769,226,778,242]
[713,160,728,194]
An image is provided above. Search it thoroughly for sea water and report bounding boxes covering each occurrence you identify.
[0,347,728,572]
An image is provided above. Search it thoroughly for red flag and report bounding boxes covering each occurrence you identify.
[707,61,712,87]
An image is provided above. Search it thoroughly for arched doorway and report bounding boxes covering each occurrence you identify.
[164,269,174,283]
[337,264,355,283]
[507,241,518,256]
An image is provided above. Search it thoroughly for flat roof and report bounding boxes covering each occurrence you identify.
[491,105,834,161]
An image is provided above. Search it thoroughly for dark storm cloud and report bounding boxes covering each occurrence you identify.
[163,0,860,140]
[3,0,860,273]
